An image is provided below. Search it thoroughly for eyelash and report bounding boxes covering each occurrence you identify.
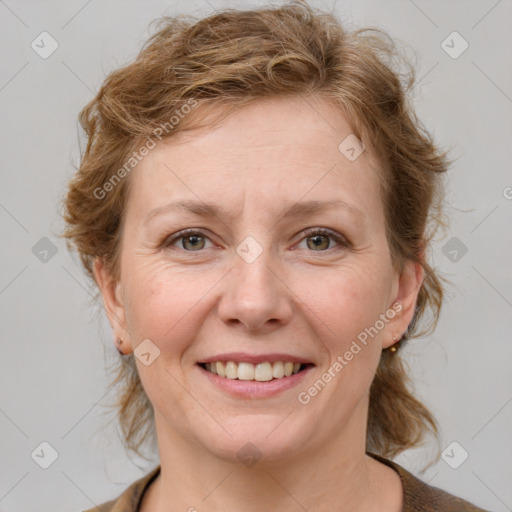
[162,227,349,253]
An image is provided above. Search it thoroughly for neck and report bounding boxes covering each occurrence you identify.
[143,401,400,512]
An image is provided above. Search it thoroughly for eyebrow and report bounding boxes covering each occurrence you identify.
[143,199,363,226]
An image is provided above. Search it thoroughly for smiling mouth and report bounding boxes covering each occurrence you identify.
[199,361,313,382]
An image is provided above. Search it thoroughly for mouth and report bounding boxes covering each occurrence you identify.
[198,361,314,382]
[196,353,315,398]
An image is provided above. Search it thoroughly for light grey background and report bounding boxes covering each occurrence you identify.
[1,1,511,511]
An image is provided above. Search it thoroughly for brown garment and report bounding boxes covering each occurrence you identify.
[83,452,492,512]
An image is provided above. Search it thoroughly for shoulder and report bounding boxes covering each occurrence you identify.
[81,465,161,512]
[367,452,493,512]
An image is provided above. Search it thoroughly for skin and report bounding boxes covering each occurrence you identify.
[94,95,423,511]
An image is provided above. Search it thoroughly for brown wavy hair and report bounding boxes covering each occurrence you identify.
[61,0,450,462]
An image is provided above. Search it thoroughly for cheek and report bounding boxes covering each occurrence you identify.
[291,266,389,435]
[299,261,391,348]
[122,260,217,347]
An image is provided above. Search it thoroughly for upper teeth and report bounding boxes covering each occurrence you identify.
[204,361,302,381]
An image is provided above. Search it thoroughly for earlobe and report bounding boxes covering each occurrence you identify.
[92,258,130,350]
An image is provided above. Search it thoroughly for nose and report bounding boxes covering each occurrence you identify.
[217,249,293,333]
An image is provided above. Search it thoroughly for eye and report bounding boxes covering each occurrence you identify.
[162,227,349,253]
[163,229,214,251]
[297,228,348,252]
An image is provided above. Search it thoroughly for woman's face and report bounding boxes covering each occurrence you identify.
[95,95,421,463]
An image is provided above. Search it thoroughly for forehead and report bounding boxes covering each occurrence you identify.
[126,95,383,221]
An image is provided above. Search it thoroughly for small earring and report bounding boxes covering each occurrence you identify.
[389,336,400,353]
[116,337,122,345]
[116,337,125,355]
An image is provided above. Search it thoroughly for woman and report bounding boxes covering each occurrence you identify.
[62,2,492,511]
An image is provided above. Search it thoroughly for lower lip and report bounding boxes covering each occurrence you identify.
[198,364,313,399]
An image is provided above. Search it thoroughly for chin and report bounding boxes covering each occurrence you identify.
[195,414,314,465]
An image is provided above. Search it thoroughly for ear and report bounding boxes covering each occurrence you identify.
[382,258,424,349]
[93,258,132,354]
